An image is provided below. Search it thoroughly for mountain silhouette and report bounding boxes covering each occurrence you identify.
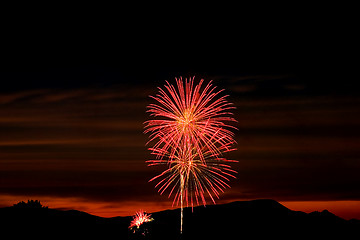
[0,199,358,239]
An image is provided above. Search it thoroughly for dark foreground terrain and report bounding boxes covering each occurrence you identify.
[0,199,359,239]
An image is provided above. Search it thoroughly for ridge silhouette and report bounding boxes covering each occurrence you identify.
[0,199,358,239]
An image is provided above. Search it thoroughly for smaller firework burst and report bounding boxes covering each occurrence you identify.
[129,210,154,230]
[147,145,238,208]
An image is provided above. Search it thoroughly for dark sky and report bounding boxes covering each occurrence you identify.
[0,13,359,219]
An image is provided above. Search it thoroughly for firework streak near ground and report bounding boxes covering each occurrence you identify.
[129,210,153,229]
[144,77,238,233]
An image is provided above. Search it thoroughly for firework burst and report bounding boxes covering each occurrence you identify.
[144,76,237,163]
[144,76,237,234]
[129,210,153,229]
[147,147,238,208]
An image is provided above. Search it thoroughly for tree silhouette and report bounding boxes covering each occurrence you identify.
[12,200,48,209]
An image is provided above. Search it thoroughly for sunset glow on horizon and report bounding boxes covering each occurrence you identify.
[1,194,359,220]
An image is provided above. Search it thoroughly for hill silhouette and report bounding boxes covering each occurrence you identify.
[0,199,358,239]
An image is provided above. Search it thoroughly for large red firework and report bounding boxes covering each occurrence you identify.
[144,76,237,233]
[145,76,237,162]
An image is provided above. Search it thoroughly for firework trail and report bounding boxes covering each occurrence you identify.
[144,76,237,234]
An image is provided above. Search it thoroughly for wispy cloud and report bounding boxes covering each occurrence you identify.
[0,89,50,104]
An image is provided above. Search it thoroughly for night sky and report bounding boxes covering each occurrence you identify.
[1,13,359,219]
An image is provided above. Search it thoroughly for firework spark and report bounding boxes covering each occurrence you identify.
[129,210,153,229]
[144,76,237,234]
